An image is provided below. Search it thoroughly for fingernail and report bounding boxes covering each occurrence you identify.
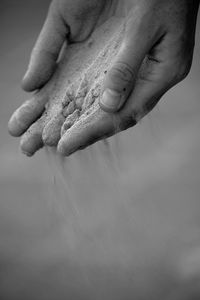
[101,89,122,111]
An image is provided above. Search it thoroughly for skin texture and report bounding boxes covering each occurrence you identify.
[8,0,199,155]
[5,2,200,298]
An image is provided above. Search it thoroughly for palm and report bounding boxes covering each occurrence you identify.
[55,0,136,42]
[55,0,108,42]
[7,0,200,297]
[8,0,198,155]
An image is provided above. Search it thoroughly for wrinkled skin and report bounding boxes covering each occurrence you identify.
[8,0,199,155]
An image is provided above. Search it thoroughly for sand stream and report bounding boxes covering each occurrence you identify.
[1,3,200,299]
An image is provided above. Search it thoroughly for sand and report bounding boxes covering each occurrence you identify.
[12,17,126,156]
[3,4,200,298]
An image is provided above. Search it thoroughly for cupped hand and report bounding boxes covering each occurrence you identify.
[8,0,199,156]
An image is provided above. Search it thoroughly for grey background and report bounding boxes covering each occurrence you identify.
[0,1,200,299]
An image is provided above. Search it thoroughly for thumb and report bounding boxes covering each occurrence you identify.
[99,16,158,113]
[22,3,68,92]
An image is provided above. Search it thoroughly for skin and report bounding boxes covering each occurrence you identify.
[8,0,200,154]
[6,1,200,298]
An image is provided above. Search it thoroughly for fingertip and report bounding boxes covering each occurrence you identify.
[8,111,23,137]
[101,61,136,113]
[20,132,43,157]
[8,95,48,137]
[99,89,124,113]
[57,124,83,156]
[57,139,73,156]
[21,57,56,92]
[42,111,65,147]
[20,120,44,157]
[21,72,36,92]
[57,108,118,156]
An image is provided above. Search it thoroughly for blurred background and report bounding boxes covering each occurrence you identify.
[0,1,200,299]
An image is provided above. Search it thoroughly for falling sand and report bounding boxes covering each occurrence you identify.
[6,15,200,300]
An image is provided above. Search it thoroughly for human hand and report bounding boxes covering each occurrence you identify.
[8,0,199,156]
[21,0,111,92]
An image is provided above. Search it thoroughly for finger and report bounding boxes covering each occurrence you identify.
[22,3,68,92]
[57,61,171,157]
[42,109,65,146]
[57,31,191,156]
[8,94,48,137]
[57,107,121,156]
[99,14,161,113]
[57,59,172,157]
[20,117,45,157]
[121,45,191,126]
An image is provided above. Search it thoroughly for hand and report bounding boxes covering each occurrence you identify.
[8,0,199,156]
[22,0,199,109]
[21,0,110,92]
[99,0,200,114]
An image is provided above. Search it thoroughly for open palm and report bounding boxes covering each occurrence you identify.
[8,0,199,155]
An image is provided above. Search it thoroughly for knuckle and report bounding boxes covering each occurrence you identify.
[169,44,194,85]
[174,63,192,84]
[178,61,192,81]
[109,62,135,87]
[166,58,192,87]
